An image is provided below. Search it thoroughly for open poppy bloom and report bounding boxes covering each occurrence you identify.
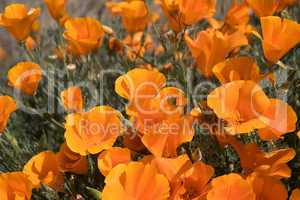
[207,80,270,134]
[247,172,288,200]
[0,96,17,133]
[185,29,248,77]
[23,151,64,191]
[57,143,88,175]
[261,16,300,63]
[64,106,122,156]
[0,4,40,41]
[290,189,300,200]
[106,0,149,33]
[213,57,261,84]
[116,68,195,157]
[63,17,105,55]
[158,0,216,32]
[8,62,42,95]
[44,0,69,25]
[60,86,83,112]
[97,147,131,176]
[258,99,297,140]
[0,172,33,200]
[207,173,256,200]
[102,162,170,200]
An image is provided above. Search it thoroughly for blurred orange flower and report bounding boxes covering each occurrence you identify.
[213,57,261,84]
[97,147,131,176]
[0,172,32,200]
[57,143,88,175]
[258,99,297,140]
[102,162,170,200]
[63,17,105,55]
[247,173,288,200]
[290,189,300,200]
[8,62,42,95]
[246,0,279,17]
[0,4,40,41]
[107,0,149,33]
[44,0,69,25]
[0,96,17,133]
[185,29,248,77]
[225,2,250,28]
[64,106,122,156]
[207,80,270,134]
[60,86,83,112]
[25,36,37,51]
[158,0,216,32]
[23,151,64,191]
[261,16,300,63]
[207,173,256,200]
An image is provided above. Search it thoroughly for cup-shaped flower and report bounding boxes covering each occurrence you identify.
[44,0,69,24]
[261,16,300,63]
[23,151,64,191]
[0,172,33,200]
[60,86,83,112]
[8,62,42,95]
[213,57,261,84]
[57,143,88,175]
[64,106,122,156]
[63,17,105,55]
[102,162,170,200]
[0,4,40,41]
[97,147,131,176]
[0,96,17,133]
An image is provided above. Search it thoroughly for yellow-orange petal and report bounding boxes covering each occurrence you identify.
[60,86,83,112]
[0,96,17,133]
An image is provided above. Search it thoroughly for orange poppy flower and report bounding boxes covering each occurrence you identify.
[0,172,32,200]
[64,106,122,156]
[246,0,279,17]
[247,173,288,200]
[60,86,83,112]
[213,57,261,84]
[185,28,248,77]
[57,143,88,175]
[107,0,149,33]
[8,62,42,95]
[261,16,300,63]
[207,80,270,134]
[102,162,170,200]
[290,189,300,200]
[97,147,131,176]
[23,151,64,191]
[63,17,105,55]
[158,0,216,32]
[0,4,40,41]
[25,36,37,51]
[0,96,17,133]
[44,0,69,24]
[225,2,250,27]
[207,173,256,200]
[258,99,297,140]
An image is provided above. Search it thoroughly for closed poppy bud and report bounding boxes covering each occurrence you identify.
[64,106,123,156]
[97,147,131,176]
[261,16,300,63]
[8,62,42,95]
[25,36,37,51]
[63,17,105,55]
[60,86,83,112]
[107,0,149,33]
[258,99,297,140]
[44,0,69,23]
[246,0,279,17]
[185,29,248,77]
[207,80,270,134]
[0,96,17,133]
[0,172,33,200]
[57,143,88,175]
[207,173,256,200]
[102,162,170,200]
[0,4,40,41]
[213,57,261,84]
[23,151,64,191]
